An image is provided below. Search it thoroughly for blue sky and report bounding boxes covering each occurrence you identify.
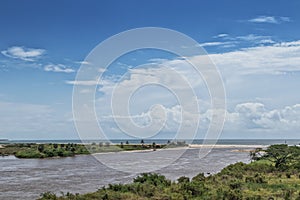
[1,0,300,140]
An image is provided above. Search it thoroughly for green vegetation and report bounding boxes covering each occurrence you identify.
[38,144,300,200]
[0,141,188,159]
[0,143,89,158]
[250,144,300,170]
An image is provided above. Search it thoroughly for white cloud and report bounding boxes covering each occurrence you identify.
[208,40,300,75]
[1,46,45,61]
[44,64,75,73]
[70,39,300,139]
[248,16,291,24]
[66,80,97,85]
[66,79,107,85]
[212,34,274,46]
[213,33,229,38]
[96,98,300,138]
[274,40,300,47]
[227,103,300,131]
[280,16,291,22]
[74,61,91,65]
[199,41,236,48]
[258,39,275,44]
[248,16,278,23]
[236,34,271,42]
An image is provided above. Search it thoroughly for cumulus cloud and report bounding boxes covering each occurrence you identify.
[226,103,300,131]
[44,64,75,73]
[96,99,300,138]
[1,46,45,61]
[248,16,290,24]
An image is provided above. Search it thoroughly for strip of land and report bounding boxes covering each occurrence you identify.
[0,142,269,159]
[0,142,188,158]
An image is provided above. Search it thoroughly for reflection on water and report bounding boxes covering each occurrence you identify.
[0,148,250,200]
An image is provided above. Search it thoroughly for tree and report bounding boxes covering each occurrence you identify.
[152,142,156,151]
[264,144,292,168]
[250,148,263,161]
[105,142,110,147]
[37,144,44,152]
[53,143,58,149]
[71,147,76,153]
[99,142,103,147]
[141,139,144,147]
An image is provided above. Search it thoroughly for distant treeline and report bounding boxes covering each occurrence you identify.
[0,140,188,158]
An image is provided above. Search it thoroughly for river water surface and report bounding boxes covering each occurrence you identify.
[0,147,251,200]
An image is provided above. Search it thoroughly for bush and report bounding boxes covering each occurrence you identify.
[192,173,205,182]
[133,173,171,187]
[177,176,190,184]
[38,192,57,200]
[15,149,43,158]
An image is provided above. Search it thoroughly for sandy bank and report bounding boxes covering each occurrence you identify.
[188,144,267,149]
[91,144,265,155]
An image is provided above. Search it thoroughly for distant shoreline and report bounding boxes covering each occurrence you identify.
[0,143,265,159]
[5,139,300,146]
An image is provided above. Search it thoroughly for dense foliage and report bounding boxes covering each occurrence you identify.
[0,143,89,158]
[0,141,187,158]
[38,144,300,200]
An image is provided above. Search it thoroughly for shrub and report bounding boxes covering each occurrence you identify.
[192,173,205,182]
[177,176,190,184]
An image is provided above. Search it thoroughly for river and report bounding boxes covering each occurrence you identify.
[0,147,251,200]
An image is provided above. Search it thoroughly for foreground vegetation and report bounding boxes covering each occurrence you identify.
[0,141,187,158]
[38,144,300,200]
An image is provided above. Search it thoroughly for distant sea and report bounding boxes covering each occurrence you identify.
[6,139,300,145]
